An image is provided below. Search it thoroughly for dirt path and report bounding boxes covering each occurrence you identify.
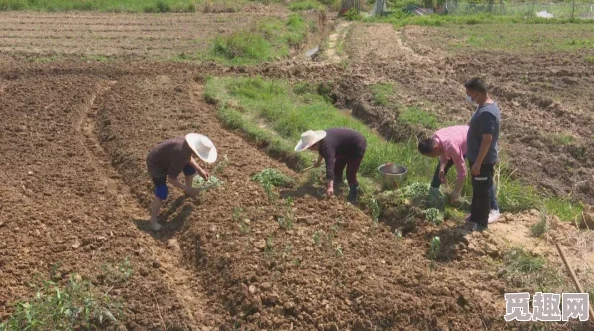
[324,20,351,64]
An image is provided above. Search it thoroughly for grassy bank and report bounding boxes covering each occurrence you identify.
[200,13,314,65]
[204,76,581,221]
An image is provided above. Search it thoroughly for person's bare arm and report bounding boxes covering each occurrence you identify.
[189,157,209,179]
[168,176,196,195]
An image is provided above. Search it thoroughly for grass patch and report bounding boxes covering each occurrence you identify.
[0,0,197,12]
[504,246,545,274]
[585,56,594,64]
[203,13,312,65]
[369,11,594,28]
[545,197,583,222]
[400,107,439,130]
[370,83,395,107]
[550,132,576,146]
[204,76,581,220]
[501,246,564,292]
[289,0,323,11]
[0,274,123,330]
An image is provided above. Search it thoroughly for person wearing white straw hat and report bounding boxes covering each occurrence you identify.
[146,133,217,231]
[295,127,367,202]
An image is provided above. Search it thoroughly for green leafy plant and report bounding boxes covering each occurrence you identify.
[193,175,222,189]
[429,236,441,261]
[429,236,441,270]
[424,208,444,225]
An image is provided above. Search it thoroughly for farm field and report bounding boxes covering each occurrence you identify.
[1,2,594,330]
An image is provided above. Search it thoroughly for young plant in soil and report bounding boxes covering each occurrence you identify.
[429,236,441,270]
[252,168,295,203]
[192,175,222,189]
[424,208,444,225]
[276,198,295,230]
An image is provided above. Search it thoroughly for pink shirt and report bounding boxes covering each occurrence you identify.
[433,125,469,181]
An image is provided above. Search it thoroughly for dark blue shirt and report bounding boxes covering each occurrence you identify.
[466,102,500,164]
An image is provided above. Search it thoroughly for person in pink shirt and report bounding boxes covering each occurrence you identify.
[418,125,500,223]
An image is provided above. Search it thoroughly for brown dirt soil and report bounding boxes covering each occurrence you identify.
[0,66,222,330]
[1,12,594,330]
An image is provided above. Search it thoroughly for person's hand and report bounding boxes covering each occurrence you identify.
[471,163,481,176]
[439,170,446,184]
[199,169,210,181]
[326,186,334,198]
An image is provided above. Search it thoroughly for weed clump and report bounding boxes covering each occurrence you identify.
[252,168,295,202]
[252,168,294,188]
[0,274,123,331]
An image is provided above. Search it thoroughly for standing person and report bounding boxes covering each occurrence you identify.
[464,77,501,231]
[417,125,500,222]
[295,128,367,203]
[146,133,217,231]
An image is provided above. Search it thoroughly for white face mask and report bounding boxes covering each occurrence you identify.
[466,95,474,103]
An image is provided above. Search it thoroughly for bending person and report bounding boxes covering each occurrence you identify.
[146,133,217,231]
[295,128,367,203]
[418,125,500,223]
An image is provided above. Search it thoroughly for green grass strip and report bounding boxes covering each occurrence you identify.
[200,13,313,65]
[204,76,581,220]
[366,12,594,28]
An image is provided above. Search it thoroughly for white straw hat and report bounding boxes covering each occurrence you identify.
[185,133,217,163]
[294,130,327,152]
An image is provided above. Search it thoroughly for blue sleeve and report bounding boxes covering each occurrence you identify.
[479,112,496,135]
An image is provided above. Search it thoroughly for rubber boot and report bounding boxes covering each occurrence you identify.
[347,184,359,203]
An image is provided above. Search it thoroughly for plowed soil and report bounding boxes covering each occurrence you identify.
[1,11,594,331]
[0,9,285,59]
